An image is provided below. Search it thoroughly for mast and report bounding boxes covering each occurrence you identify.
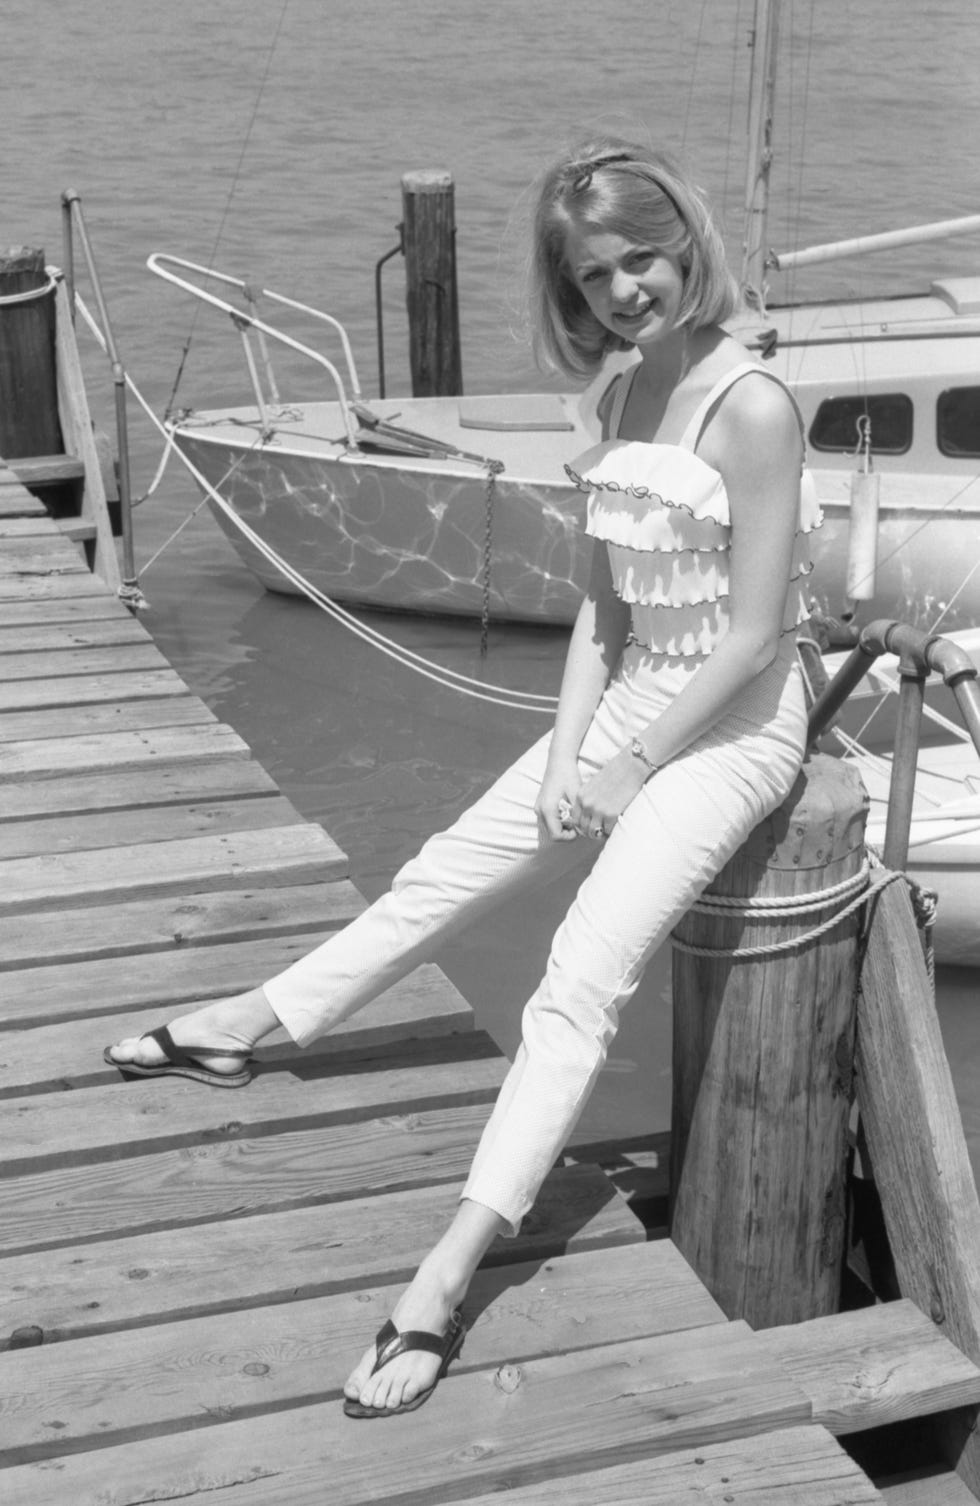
[741,0,780,313]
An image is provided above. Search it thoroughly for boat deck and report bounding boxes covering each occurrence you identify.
[2,473,980,1505]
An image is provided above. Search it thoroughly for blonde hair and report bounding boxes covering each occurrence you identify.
[529,136,740,380]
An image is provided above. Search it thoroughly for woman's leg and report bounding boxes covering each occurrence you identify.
[345,683,807,1412]
[344,1197,507,1413]
[106,732,587,1072]
[462,701,807,1232]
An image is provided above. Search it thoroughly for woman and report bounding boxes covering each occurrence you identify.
[107,136,821,1418]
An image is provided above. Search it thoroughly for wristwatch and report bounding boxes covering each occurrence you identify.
[629,737,660,776]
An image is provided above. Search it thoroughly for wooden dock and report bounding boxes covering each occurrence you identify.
[3,475,980,1506]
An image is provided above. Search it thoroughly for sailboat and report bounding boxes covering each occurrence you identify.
[149,0,980,642]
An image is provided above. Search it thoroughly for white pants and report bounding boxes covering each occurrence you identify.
[264,649,808,1233]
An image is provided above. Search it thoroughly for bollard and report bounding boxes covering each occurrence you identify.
[669,752,868,1327]
[400,170,462,397]
[0,246,63,458]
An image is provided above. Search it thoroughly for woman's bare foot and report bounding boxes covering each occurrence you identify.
[343,1200,506,1416]
[104,988,280,1078]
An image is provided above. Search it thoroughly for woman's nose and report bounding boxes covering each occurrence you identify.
[610,268,637,304]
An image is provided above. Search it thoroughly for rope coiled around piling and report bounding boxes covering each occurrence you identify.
[671,854,937,983]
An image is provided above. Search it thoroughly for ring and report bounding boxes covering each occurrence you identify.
[590,825,604,840]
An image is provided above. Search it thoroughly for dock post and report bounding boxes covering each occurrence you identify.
[400,170,462,396]
[669,753,868,1327]
[0,246,63,458]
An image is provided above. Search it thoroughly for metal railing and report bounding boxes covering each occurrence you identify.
[61,189,139,603]
[146,253,363,445]
[807,619,980,869]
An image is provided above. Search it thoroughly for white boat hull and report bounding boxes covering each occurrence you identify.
[176,402,980,634]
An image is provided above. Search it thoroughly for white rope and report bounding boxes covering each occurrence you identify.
[685,861,870,917]
[672,862,894,960]
[75,294,560,715]
[0,270,58,305]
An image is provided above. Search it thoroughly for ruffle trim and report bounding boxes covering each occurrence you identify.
[627,608,813,658]
[617,554,818,605]
[567,462,729,528]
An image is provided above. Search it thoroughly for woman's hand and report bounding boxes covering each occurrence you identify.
[571,748,648,840]
[536,756,581,841]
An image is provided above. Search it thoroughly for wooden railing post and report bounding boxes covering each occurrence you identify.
[400,170,462,397]
[670,753,869,1327]
[0,246,63,459]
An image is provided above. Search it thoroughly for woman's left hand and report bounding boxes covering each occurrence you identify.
[571,748,648,840]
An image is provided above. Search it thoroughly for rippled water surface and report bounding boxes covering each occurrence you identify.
[7,0,980,1138]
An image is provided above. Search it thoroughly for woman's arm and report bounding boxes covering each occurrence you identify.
[536,541,630,839]
[573,374,803,833]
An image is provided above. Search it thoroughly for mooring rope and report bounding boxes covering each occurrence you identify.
[672,855,937,985]
[0,271,58,305]
[77,292,560,715]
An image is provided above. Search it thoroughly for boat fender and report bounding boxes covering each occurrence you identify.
[845,416,879,603]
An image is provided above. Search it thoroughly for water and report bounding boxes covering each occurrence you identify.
[6,0,980,1141]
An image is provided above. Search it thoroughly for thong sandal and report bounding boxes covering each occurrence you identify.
[343,1309,465,1419]
[102,1024,253,1088]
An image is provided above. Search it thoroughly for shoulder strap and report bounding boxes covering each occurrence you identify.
[678,361,804,453]
[608,364,639,439]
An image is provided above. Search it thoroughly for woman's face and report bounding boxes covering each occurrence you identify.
[564,222,686,350]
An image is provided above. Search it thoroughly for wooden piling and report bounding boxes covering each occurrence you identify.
[401,170,462,396]
[669,753,869,1328]
[0,247,63,459]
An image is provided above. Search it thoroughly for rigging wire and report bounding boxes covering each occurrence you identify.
[163,0,292,420]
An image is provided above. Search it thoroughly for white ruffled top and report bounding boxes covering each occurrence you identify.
[565,362,823,659]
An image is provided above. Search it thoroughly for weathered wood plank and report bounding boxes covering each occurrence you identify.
[0,824,346,912]
[857,876,980,1494]
[0,593,131,625]
[0,1242,714,1464]
[0,1162,638,1343]
[0,933,352,1026]
[444,1426,882,1506]
[0,723,251,782]
[0,483,46,518]
[0,695,214,743]
[0,879,358,967]
[0,539,87,576]
[880,1473,978,1505]
[0,793,305,860]
[0,1102,493,1257]
[0,1322,808,1506]
[0,756,278,819]
[4,452,86,488]
[0,641,166,678]
[0,514,63,537]
[0,964,472,1096]
[765,1300,980,1433]
[0,617,151,651]
[0,667,189,711]
[0,570,108,601]
[0,1035,506,1178]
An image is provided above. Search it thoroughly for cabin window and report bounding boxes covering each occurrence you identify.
[937,387,980,458]
[808,394,913,455]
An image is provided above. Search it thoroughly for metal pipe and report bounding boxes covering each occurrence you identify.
[233,318,273,438]
[806,639,883,742]
[770,212,980,272]
[60,191,138,599]
[374,234,404,399]
[112,363,139,596]
[883,658,926,871]
[60,189,76,325]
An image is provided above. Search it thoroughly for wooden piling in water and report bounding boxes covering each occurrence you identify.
[0,247,62,459]
[669,753,869,1328]
[401,170,462,396]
